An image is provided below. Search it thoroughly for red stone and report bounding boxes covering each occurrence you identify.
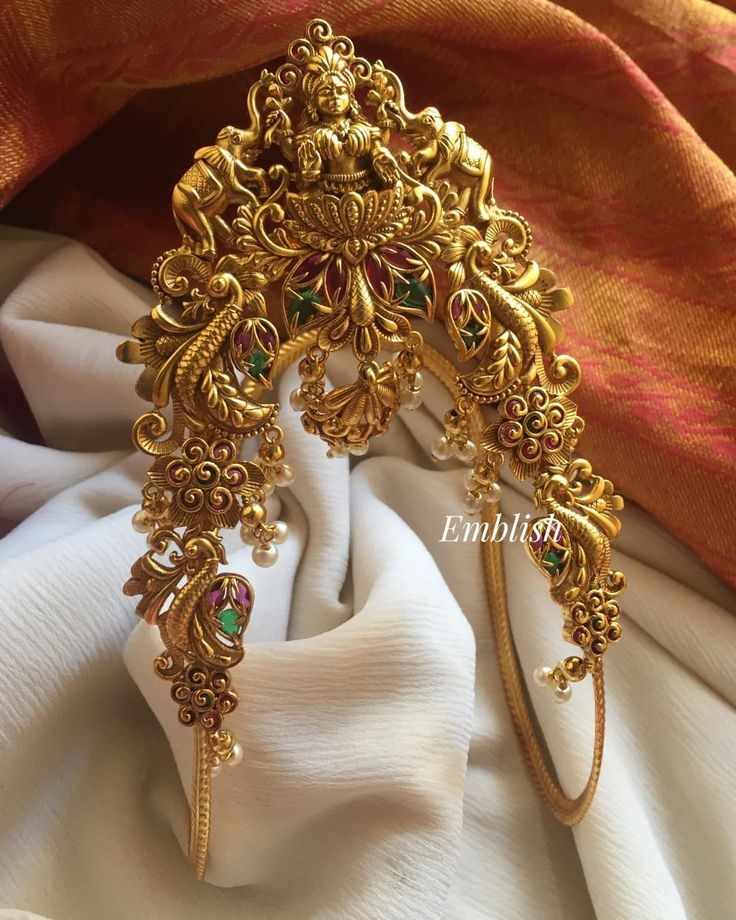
[293,252,327,284]
[234,325,252,352]
[235,578,252,610]
[209,582,227,610]
[381,244,416,271]
[365,253,391,298]
[325,257,347,303]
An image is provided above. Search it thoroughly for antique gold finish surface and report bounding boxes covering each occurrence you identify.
[118,18,625,877]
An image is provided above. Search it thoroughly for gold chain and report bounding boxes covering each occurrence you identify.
[189,335,604,873]
[189,724,212,879]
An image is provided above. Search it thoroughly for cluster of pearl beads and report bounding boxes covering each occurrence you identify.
[239,424,293,567]
[461,464,502,515]
[533,654,589,703]
[431,406,478,466]
[240,501,289,567]
[533,664,573,702]
[210,740,244,778]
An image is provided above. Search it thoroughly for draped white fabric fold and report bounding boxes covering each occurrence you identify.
[0,227,733,919]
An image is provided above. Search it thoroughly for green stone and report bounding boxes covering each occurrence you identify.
[288,289,321,325]
[542,550,565,576]
[461,319,484,346]
[395,274,430,311]
[217,607,240,636]
[246,350,270,377]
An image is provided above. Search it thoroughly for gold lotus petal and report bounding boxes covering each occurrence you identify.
[339,192,365,235]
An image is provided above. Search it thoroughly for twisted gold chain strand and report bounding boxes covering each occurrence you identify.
[189,724,212,879]
[189,334,605,875]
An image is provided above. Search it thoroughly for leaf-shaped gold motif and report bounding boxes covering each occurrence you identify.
[446,288,492,361]
[199,368,276,434]
[230,317,280,387]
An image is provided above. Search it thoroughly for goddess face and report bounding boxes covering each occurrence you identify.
[315,76,352,116]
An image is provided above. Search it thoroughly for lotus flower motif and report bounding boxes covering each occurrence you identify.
[283,184,410,264]
[279,185,437,361]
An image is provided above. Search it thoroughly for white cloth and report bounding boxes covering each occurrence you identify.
[0,226,734,920]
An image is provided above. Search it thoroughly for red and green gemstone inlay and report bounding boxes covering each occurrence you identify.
[230,318,279,384]
[289,289,322,327]
[217,608,241,636]
[542,549,565,576]
[527,517,570,582]
[460,318,486,349]
[446,288,491,360]
[395,273,431,312]
[208,574,253,640]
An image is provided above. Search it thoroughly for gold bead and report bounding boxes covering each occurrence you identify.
[242,503,266,525]
[264,444,285,463]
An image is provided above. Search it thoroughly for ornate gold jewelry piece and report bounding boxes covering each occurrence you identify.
[118,19,625,877]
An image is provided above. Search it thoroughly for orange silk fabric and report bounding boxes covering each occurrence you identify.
[1,1,735,587]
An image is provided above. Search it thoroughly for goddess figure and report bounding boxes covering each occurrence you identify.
[282,45,399,193]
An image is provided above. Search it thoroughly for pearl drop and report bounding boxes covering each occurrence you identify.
[131,510,150,533]
[272,520,289,544]
[483,482,502,504]
[252,542,278,567]
[228,742,244,767]
[456,439,478,463]
[349,442,369,456]
[431,436,453,461]
[463,469,476,490]
[273,464,294,486]
[533,666,553,687]
[462,491,483,514]
[263,482,275,497]
[401,389,423,410]
[240,525,259,546]
[328,443,350,458]
[554,684,572,703]
[210,762,222,779]
[289,388,306,411]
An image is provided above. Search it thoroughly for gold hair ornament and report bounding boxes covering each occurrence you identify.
[118,19,625,878]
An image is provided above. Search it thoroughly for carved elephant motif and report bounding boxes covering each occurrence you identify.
[172,125,269,259]
[369,63,494,222]
[410,107,494,222]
